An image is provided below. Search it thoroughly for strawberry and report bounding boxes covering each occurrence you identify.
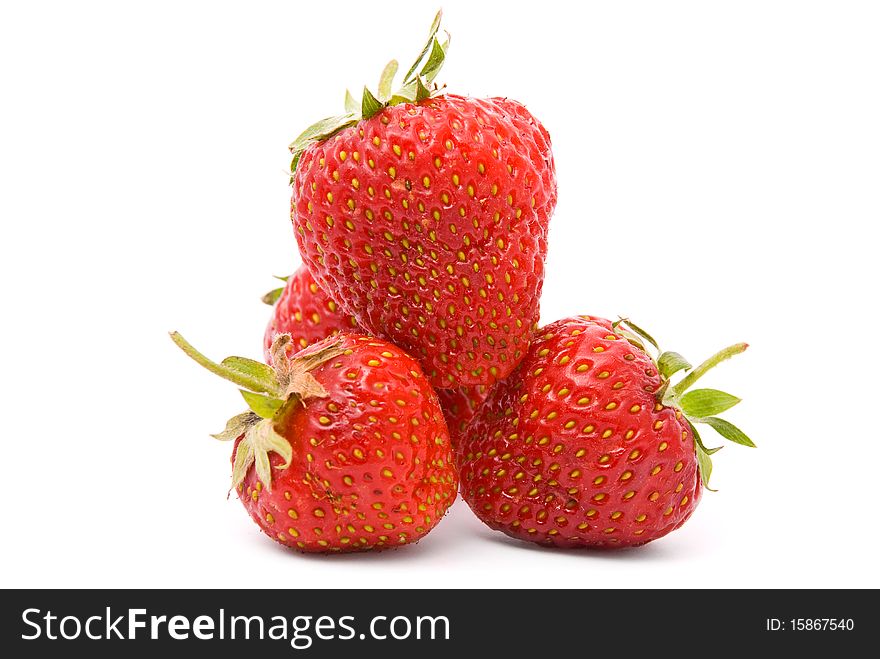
[455,316,754,548]
[262,265,360,360]
[436,385,490,448]
[288,12,556,389]
[170,331,457,552]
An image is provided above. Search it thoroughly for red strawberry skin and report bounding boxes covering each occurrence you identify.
[456,317,702,548]
[291,94,557,389]
[436,386,489,448]
[237,334,458,552]
[263,265,359,360]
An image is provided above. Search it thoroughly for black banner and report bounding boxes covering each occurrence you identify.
[0,589,871,655]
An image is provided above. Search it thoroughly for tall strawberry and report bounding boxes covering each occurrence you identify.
[456,316,754,548]
[288,12,557,389]
[170,331,457,552]
[262,265,360,360]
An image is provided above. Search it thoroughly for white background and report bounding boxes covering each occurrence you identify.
[2,0,878,589]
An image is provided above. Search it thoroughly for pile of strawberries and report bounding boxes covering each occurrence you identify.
[173,13,753,553]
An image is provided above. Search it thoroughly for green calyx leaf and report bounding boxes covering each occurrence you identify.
[261,274,291,306]
[695,445,716,492]
[377,60,399,101]
[288,113,359,156]
[361,86,384,120]
[613,318,659,351]
[344,89,358,114]
[288,113,359,177]
[688,420,720,491]
[680,388,741,417]
[262,286,284,305]
[240,390,284,419]
[420,38,446,84]
[231,417,294,492]
[658,351,691,379]
[415,77,432,101]
[211,411,259,441]
[694,416,756,448]
[402,9,443,83]
[288,11,449,176]
[691,423,723,456]
[611,327,646,352]
[231,436,254,489]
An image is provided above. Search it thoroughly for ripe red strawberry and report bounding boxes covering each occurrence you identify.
[262,265,360,360]
[171,331,457,552]
[288,12,556,389]
[436,385,490,447]
[455,316,754,548]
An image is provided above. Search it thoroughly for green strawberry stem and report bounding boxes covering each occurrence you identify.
[670,342,749,398]
[169,331,280,395]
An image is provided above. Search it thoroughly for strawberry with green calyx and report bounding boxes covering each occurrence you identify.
[170,330,457,552]
[455,316,754,549]
[262,265,360,361]
[289,11,557,389]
